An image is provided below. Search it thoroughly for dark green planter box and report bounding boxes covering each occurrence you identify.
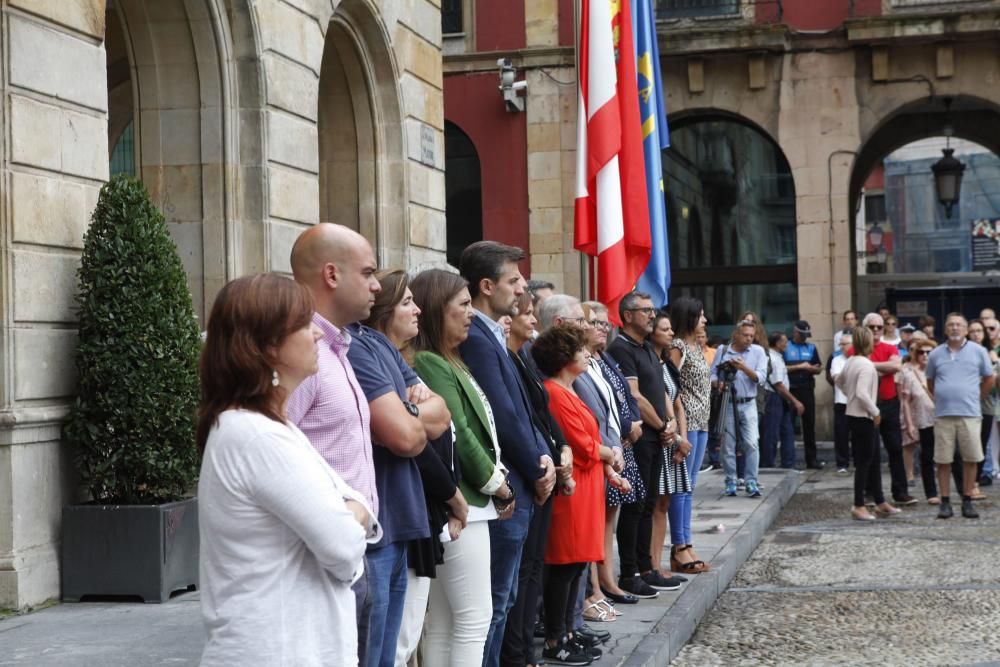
[61,497,199,603]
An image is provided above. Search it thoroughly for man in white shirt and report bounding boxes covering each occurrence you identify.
[828,335,853,473]
[760,332,804,469]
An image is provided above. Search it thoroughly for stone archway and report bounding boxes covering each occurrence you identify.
[105,0,238,322]
[318,0,407,270]
[848,95,1000,308]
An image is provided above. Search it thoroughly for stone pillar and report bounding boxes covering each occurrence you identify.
[0,1,108,608]
[778,51,861,437]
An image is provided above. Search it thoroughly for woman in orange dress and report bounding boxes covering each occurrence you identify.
[532,325,629,664]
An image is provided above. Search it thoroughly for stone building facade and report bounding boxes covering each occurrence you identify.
[0,0,446,609]
[443,0,1000,439]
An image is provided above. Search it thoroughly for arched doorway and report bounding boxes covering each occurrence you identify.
[850,96,1000,318]
[444,121,482,267]
[664,113,798,336]
[318,0,406,269]
[103,0,234,322]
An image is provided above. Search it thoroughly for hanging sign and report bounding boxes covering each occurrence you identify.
[971,219,1000,272]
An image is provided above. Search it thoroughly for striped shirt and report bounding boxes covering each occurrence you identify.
[286,312,378,515]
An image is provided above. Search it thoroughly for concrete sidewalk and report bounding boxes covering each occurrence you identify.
[0,467,804,667]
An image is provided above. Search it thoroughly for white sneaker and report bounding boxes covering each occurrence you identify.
[736,478,745,490]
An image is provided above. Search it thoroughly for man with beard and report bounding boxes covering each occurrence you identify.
[458,241,557,667]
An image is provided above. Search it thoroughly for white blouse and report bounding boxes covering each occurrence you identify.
[198,410,381,666]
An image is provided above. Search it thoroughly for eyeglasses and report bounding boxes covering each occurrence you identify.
[562,316,588,326]
[626,307,655,315]
[915,350,930,356]
[867,325,884,331]
[590,320,611,331]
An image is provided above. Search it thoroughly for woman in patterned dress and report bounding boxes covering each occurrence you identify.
[649,312,693,579]
[667,297,713,573]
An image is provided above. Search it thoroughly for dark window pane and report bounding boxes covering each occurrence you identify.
[442,0,463,34]
[657,0,739,19]
[865,194,886,223]
[663,115,798,328]
[110,120,135,177]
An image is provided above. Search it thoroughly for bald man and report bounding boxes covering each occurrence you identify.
[285,224,384,665]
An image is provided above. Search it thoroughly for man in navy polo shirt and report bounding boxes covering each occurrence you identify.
[784,320,824,469]
[347,317,452,667]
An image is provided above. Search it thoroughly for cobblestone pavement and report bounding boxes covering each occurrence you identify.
[673,468,1000,667]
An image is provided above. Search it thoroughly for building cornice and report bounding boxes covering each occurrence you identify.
[845,8,1000,43]
[443,46,574,75]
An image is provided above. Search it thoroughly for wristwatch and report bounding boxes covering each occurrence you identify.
[403,400,420,418]
[658,416,673,433]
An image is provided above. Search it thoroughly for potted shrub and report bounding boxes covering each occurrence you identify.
[61,174,202,603]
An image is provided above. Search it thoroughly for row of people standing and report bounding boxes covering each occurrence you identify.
[193,227,718,667]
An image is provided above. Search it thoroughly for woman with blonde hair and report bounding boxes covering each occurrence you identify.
[836,326,900,521]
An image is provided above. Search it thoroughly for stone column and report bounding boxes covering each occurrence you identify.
[778,51,861,438]
[0,1,108,608]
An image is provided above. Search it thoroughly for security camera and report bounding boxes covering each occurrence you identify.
[497,58,527,113]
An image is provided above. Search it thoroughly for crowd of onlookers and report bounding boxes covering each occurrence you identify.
[190,223,997,667]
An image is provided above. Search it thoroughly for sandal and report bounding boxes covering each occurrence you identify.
[582,601,615,623]
[597,598,622,617]
[670,544,709,573]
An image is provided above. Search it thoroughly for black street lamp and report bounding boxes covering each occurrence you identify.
[932,147,965,219]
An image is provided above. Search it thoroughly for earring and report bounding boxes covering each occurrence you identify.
[272,370,279,387]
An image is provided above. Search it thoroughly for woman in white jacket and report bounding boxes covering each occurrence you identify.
[836,326,901,521]
[196,274,380,666]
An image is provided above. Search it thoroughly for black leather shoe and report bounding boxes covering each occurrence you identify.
[575,624,610,644]
[805,461,826,470]
[600,587,639,604]
[980,475,993,487]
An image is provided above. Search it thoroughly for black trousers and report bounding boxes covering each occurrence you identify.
[500,497,553,667]
[979,415,994,479]
[791,385,818,465]
[543,563,585,641]
[834,403,850,469]
[849,416,885,507]
[617,439,660,576]
[876,398,909,500]
[917,427,963,499]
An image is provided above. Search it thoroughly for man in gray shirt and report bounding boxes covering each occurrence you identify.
[926,313,995,519]
[711,320,769,498]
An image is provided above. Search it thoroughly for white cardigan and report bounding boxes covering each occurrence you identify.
[198,410,381,666]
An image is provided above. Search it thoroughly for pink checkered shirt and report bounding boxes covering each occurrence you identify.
[286,312,378,515]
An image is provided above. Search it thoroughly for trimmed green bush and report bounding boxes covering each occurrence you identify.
[64,175,201,504]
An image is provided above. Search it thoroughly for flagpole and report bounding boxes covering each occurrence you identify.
[575,0,591,301]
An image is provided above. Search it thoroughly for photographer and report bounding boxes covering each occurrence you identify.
[710,320,770,497]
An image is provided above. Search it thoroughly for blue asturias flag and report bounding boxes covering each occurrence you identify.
[632,0,671,307]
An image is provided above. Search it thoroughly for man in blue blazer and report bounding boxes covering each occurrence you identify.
[459,241,556,667]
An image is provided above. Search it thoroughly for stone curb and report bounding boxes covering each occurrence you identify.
[619,470,807,667]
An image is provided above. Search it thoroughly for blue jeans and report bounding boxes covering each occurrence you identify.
[365,542,408,667]
[483,503,532,667]
[760,392,795,468]
[353,557,372,667]
[668,430,708,545]
[723,399,760,486]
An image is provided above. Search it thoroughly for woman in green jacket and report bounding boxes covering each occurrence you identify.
[410,268,514,667]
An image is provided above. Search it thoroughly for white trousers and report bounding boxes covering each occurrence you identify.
[394,570,430,667]
[422,520,492,667]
